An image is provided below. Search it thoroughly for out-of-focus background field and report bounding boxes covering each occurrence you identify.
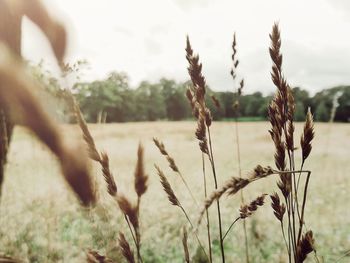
[0,122,349,262]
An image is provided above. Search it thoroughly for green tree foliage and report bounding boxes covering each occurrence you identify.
[312,86,349,122]
[160,79,191,120]
[294,101,306,121]
[32,67,349,123]
[315,101,330,121]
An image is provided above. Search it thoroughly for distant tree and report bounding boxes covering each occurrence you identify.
[311,86,350,122]
[334,87,350,122]
[160,79,191,120]
[206,87,225,120]
[315,101,330,122]
[73,71,134,122]
[294,101,306,121]
[33,65,348,123]
[135,81,166,121]
[242,92,265,116]
[292,87,311,113]
[217,91,235,118]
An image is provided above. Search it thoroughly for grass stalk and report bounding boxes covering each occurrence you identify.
[179,205,209,261]
[207,127,225,263]
[202,153,213,263]
[222,217,240,240]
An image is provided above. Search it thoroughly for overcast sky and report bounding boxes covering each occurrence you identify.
[21,0,350,94]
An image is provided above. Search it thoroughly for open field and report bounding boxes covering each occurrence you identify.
[0,121,349,262]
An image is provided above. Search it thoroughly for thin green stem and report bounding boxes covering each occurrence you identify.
[222,217,240,240]
[297,171,311,242]
[179,205,209,261]
[202,153,213,263]
[135,197,142,263]
[284,195,293,263]
[177,170,199,208]
[207,127,225,263]
[124,215,138,250]
[234,113,249,263]
[281,221,290,256]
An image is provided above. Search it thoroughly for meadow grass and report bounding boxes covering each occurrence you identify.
[0,122,349,262]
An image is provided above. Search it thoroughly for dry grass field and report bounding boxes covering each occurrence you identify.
[0,121,349,262]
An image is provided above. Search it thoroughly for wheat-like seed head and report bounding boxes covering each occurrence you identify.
[239,194,267,219]
[185,37,206,102]
[100,152,117,196]
[134,143,148,198]
[210,95,221,109]
[153,137,179,172]
[153,137,168,155]
[73,98,101,162]
[118,232,135,263]
[270,192,286,222]
[116,194,139,230]
[197,165,274,226]
[301,108,315,162]
[73,96,119,198]
[230,32,238,80]
[155,164,180,207]
[286,86,295,151]
[86,250,114,263]
[296,230,315,263]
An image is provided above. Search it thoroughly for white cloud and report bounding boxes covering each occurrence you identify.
[21,0,350,94]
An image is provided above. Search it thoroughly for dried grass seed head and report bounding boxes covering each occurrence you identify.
[118,232,135,263]
[155,164,180,207]
[116,194,138,230]
[297,230,315,263]
[134,143,148,197]
[270,192,286,222]
[100,152,117,196]
[301,107,315,162]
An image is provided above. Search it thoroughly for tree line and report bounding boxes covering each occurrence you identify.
[33,68,349,123]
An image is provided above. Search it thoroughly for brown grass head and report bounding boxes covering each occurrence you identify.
[185,36,206,102]
[134,143,148,198]
[86,250,114,263]
[269,23,282,74]
[72,97,118,198]
[239,194,266,219]
[198,165,274,226]
[116,194,138,230]
[211,95,221,109]
[300,107,315,162]
[100,152,117,196]
[270,192,286,222]
[118,232,135,263]
[155,164,180,207]
[195,116,209,154]
[296,230,315,263]
[153,137,168,155]
[268,102,286,172]
[286,86,295,152]
[230,32,238,80]
[269,23,290,132]
[238,78,244,96]
[277,172,292,198]
[73,98,101,162]
[153,137,179,172]
[185,87,199,118]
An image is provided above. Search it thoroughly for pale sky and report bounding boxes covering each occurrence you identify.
[22,0,350,94]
